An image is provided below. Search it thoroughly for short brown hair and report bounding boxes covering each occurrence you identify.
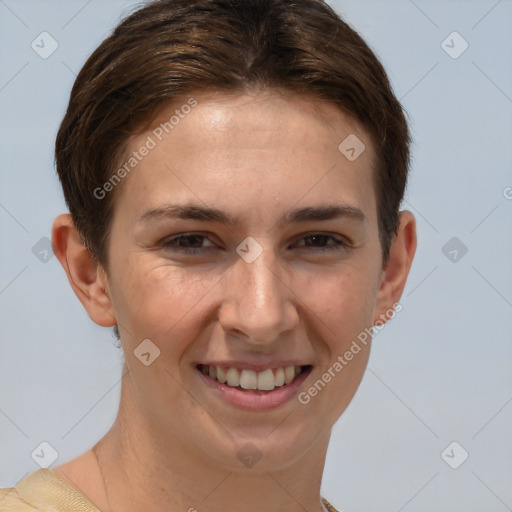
[55,0,410,268]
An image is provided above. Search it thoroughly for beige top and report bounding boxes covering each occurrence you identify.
[0,469,339,511]
[0,469,100,511]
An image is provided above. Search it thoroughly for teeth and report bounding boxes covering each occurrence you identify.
[274,368,285,386]
[284,366,295,384]
[216,366,227,384]
[201,364,305,391]
[240,369,258,390]
[257,369,275,391]
[226,367,240,387]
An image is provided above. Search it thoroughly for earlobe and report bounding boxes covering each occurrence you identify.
[51,213,117,328]
[373,210,417,325]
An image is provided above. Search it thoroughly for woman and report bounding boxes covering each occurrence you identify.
[0,0,416,510]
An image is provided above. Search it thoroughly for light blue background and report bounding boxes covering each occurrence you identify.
[1,1,511,511]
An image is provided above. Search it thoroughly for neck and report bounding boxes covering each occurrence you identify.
[92,375,331,512]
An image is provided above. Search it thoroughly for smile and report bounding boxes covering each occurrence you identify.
[196,364,313,410]
[197,364,311,391]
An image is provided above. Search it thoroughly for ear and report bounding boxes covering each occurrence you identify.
[51,213,117,327]
[373,210,417,325]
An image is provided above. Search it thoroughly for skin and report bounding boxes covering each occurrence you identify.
[51,88,416,512]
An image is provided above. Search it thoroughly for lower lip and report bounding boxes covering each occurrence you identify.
[196,366,313,411]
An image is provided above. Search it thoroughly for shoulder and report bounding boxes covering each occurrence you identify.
[322,496,342,512]
[0,487,38,510]
[0,469,99,512]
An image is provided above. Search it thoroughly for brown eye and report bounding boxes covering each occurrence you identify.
[162,233,216,254]
[294,233,348,254]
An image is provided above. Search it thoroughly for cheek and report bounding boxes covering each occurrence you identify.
[297,269,376,419]
[110,240,381,348]
[110,260,220,349]
[305,264,379,342]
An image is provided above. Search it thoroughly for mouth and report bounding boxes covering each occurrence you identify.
[197,364,312,390]
[195,363,313,410]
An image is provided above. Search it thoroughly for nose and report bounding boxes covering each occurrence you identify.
[218,241,299,345]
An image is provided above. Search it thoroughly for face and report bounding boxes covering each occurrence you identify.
[98,89,393,471]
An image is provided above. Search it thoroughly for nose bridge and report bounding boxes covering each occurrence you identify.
[218,241,298,343]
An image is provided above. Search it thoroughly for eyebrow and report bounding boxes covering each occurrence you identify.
[138,202,366,226]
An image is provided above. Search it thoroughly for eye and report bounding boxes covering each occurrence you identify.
[160,232,350,256]
[293,233,349,254]
[161,233,217,254]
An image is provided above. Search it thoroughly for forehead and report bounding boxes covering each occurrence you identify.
[148,89,372,153]
[111,89,377,226]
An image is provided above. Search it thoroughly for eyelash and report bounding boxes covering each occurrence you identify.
[161,232,349,255]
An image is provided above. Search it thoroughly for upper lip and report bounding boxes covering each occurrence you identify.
[196,361,312,371]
